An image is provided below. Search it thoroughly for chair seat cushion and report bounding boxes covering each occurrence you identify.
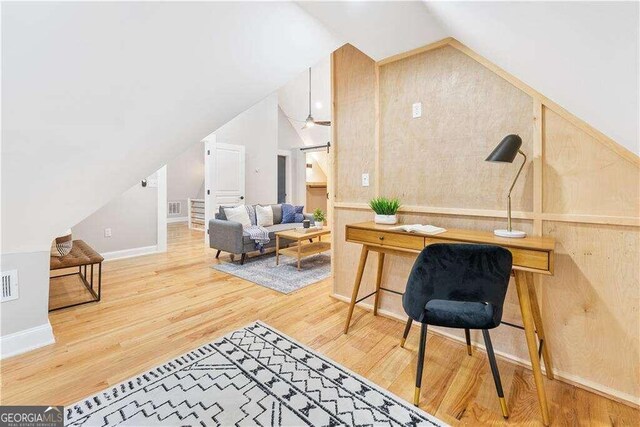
[425,299,498,329]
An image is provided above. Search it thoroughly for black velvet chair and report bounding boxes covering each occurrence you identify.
[401,243,512,418]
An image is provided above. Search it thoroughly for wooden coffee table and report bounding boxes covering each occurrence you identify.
[275,228,331,270]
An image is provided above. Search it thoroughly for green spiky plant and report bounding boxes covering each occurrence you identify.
[369,197,401,215]
[313,208,326,224]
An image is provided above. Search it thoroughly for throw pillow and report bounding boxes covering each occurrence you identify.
[256,205,274,227]
[294,205,305,223]
[281,203,297,224]
[224,205,251,228]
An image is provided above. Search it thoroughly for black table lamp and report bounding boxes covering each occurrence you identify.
[486,134,527,238]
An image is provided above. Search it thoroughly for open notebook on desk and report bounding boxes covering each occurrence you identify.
[390,224,446,235]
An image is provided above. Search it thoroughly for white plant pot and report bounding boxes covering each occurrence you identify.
[374,214,398,225]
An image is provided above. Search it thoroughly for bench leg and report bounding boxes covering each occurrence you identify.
[215,250,221,259]
[240,253,247,265]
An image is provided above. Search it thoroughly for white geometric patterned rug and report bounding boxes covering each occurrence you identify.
[65,322,446,426]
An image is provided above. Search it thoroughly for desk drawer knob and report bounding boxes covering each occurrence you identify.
[378,236,384,241]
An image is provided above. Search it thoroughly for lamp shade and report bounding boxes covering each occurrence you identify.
[485,134,522,163]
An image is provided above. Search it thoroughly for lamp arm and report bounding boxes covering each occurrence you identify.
[506,150,526,232]
[507,150,527,197]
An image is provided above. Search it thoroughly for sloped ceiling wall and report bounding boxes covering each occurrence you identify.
[298,0,639,155]
[1,2,342,253]
[278,57,331,150]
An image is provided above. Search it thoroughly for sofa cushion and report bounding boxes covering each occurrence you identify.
[271,204,283,224]
[281,204,296,223]
[256,205,274,227]
[224,206,251,227]
[242,223,303,244]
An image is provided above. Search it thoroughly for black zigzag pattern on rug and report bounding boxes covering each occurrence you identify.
[65,321,447,427]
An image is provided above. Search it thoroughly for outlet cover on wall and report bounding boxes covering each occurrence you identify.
[412,102,422,118]
[362,173,370,187]
[104,227,112,238]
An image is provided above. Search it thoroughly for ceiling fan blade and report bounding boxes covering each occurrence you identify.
[314,121,331,126]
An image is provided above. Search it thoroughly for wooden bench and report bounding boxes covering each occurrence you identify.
[50,240,103,311]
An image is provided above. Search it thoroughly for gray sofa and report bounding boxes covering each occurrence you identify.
[209,204,314,264]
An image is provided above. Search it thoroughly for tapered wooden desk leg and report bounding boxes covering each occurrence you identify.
[526,272,554,380]
[515,270,550,426]
[344,245,370,334]
[373,252,385,316]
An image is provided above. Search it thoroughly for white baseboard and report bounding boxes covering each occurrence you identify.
[330,293,640,408]
[102,245,159,261]
[167,216,188,224]
[0,322,55,359]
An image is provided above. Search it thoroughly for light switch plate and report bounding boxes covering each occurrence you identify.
[146,178,158,188]
[104,228,112,238]
[362,173,370,187]
[412,102,422,118]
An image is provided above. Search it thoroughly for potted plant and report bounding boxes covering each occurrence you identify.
[313,208,326,229]
[369,197,401,224]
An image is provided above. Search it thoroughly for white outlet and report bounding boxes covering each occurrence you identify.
[104,228,112,238]
[361,173,370,187]
[412,102,422,118]
[146,178,158,188]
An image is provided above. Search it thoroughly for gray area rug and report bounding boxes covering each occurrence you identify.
[212,252,330,294]
[66,321,447,426]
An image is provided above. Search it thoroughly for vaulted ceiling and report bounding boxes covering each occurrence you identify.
[1,2,342,252]
[3,1,637,253]
[299,1,639,155]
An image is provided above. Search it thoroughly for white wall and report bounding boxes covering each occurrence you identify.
[210,93,279,205]
[167,141,204,219]
[72,176,158,254]
[277,107,306,205]
[1,2,340,354]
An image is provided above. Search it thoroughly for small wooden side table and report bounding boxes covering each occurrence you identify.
[275,228,331,270]
[49,240,103,311]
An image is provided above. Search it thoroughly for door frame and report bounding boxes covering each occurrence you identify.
[277,149,293,204]
[203,137,246,242]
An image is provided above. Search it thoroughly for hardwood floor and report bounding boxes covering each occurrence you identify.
[1,223,637,426]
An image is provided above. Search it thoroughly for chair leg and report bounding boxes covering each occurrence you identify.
[215,250,221,259]
[240,253,247,265]
[414,323,428,406]
[400,318,412,348]
[482,329,509,419]
[464,328,472,356]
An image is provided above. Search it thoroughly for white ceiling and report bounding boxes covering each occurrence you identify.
[277,56,332,175]
[2,1,638,253]
[299,1,639,155]
[1,2,342,252]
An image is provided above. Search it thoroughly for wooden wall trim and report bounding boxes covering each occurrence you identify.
[533,99,544,235]
[376,38,639,167]
[377,37,454,66]
[444,39,639,167]
[333,203,640,227]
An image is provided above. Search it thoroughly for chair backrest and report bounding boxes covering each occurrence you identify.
[402,243,513,323]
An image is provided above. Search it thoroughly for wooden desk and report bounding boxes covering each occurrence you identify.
[343,221,555,425]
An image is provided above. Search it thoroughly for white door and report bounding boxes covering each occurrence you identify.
[204,138,246,238]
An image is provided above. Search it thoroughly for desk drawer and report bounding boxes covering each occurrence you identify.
[347,227,425,251]
[425,237,550,272]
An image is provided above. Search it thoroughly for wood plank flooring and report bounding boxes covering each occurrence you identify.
[1,223,637,426]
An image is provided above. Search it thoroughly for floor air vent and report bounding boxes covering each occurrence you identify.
[1,270,19,303]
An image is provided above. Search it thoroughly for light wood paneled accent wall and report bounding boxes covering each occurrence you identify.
[331,41,640,406]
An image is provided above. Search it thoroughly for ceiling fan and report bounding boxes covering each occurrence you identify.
[303,67,331,129]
